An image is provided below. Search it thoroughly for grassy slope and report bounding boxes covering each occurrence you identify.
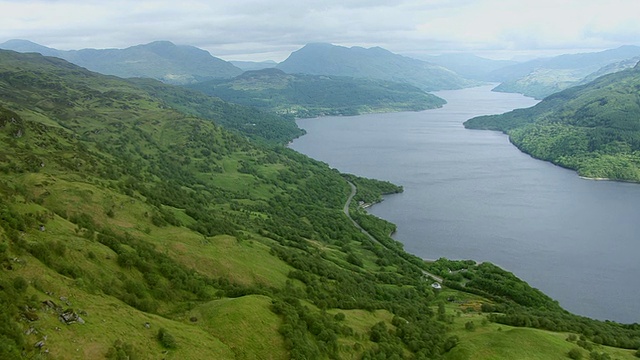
[465,63,640,182]
[437,289,637,360]
[0,49,444,359]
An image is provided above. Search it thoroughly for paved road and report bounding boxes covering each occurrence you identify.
[343,181,443,284]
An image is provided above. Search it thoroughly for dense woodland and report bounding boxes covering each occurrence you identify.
[465,62,640,182]
[1,50,639,359]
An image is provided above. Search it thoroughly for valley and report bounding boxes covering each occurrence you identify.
[1,37,640,360]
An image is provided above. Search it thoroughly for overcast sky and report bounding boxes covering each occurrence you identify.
[2,0,639,61]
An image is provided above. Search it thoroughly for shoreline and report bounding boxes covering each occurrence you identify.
[579,176,612,181]
[579,175,639,184]
[292,88,639,325]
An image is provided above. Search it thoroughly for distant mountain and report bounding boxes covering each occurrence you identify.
[465,61,640,182]
[230,60,277,71]
[0,39,243,85]
[491,45,640,99]
[276,43,477,91]
[577,56,640,84]
[0,39,60,56]
[419,53,518,81]
[187,68,446,118]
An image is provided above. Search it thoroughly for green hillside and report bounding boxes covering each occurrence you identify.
[465,62,640,182]
[126,77,304,144]
[1,50,639,360]
[187,68,446,118]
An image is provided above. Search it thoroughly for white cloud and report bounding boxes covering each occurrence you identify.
[1,0,639,61]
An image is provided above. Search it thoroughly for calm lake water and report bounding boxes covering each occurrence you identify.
[290,85,640,324]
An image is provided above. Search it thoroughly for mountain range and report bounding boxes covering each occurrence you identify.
[0,39,243,85]
[490,45,640,99]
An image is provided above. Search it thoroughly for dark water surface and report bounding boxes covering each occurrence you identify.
[290,85,640,324]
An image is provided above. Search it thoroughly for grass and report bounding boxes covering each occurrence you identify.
[191,295,287,360]
[14,258,235,360]
[439,289,638,360]
[166,232,293,288]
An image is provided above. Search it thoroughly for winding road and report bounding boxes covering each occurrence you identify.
[343,181,443,284]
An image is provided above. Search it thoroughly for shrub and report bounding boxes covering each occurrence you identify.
[443,335,459,352]
[12,277,28,293]
[157,328,177,349]
[465,321,476,331]
[106,339,139,360]
[589,351,611,360]
[568,348,583,359]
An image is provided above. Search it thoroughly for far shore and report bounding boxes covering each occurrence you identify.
[579,176,612,181]
[579,175,639,184]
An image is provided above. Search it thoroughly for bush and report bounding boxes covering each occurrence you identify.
[106,339,139,360]
[465,321,476,331]
[568,348,583,359]
[589,351,611,360]
[157,328,177,349]
[12,277,28,293]
[443,335,459,352]
[577,340,593,351]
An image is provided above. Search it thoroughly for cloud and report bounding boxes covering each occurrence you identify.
[1,0,639,61]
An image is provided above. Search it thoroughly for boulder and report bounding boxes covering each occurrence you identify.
[59,309,84,325]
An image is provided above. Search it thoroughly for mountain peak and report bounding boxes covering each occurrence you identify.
[2,39,41,47]
[0,39,58,55]
[277,43,474,91]
[137,40,178,50]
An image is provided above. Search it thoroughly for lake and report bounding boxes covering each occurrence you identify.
[290,85,640,324]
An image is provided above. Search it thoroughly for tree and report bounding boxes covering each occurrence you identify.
[443,335,459,352]
[568,348,583,360]
[157,328,177,349]
[464,321,476,332]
